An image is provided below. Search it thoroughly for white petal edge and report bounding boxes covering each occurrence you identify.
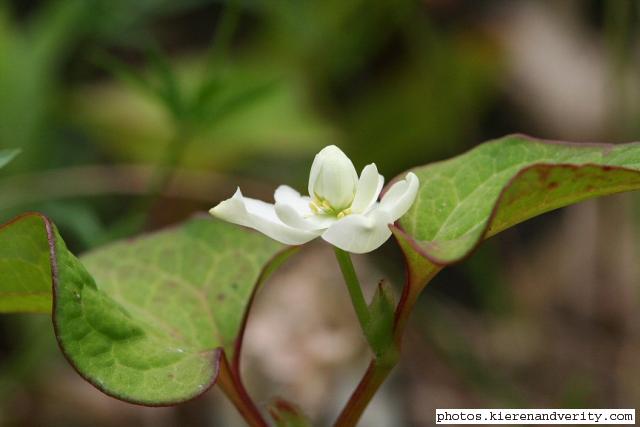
[308,148,323,197]
[274,185,334,230]
[209,188,321,245]
[351,163,384,214]
[321,209,393,254]
[379,172,419,221]
[307,145,358,202]
[274,185,312,216]
[275,203,335,231]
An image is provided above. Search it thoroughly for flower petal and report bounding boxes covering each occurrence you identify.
[308,145,358,209]
[321,209,393,254]
[351,163,384,214]
[273,185,334,230]
[210,188,321,245]
[379,172,419,221]
[274,185,312,216]
[275,203,335,231]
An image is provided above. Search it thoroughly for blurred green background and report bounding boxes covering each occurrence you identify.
[1,0,639,426]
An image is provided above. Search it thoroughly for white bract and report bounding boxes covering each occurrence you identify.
[209,145,419,253]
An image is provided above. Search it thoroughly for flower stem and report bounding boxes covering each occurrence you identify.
[333,248,371,335]
[333,235,443,426]
[334,360,394,427]
[332,247,399,427]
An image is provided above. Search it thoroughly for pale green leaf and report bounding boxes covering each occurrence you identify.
[0,213,293,405]
[397,134,640,265]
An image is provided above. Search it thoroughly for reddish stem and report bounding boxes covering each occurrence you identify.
[217,354,268,427]
[334,359,394,427]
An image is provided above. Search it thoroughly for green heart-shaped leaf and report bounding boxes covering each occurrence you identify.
[396,134,640,266]
[71,216,292,404]
[0,213,293,405]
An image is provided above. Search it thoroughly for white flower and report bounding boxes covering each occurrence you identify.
[209,145,419,254]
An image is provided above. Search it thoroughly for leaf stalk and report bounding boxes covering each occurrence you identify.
[217,353,268,427]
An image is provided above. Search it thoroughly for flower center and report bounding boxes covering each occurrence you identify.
[309,196,352,218]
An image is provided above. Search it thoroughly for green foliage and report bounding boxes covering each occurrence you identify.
[70,61,338,170]
[87,0,216,44]
[67,217,291,404]
[5,133,640,414]
[0,149,19,170]
[344,34,497,173]
[0,1,86,157]
[397,134,640,265]
[365,280,395,358]
[258,0,498,173]
[0,213,293,405]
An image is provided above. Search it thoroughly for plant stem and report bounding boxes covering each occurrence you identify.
[333,238,442,426]
[332,246,398,427]
[334,248,371,335]
[217,353,268,427]
[334,359,395,427]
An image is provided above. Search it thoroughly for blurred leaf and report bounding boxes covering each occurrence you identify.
[0,149,19,169]
[0,214,295,405]
[258,0,498,173]
[191,77,280,129]
[87,0,216,45]
[0,0,214,167]
[345,35,498,173]
[0,0,87,165]
[146,45,185,118]
[94,47,185,120]
[92,50,159,101]
[70,61,338,169]
[40,201,106,249]
[268,398,312,427]
[395,134,640,266]
[258,0,407,82]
